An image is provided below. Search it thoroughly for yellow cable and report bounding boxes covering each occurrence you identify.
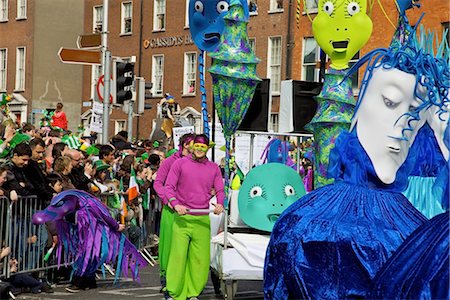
[377,0,396,29]
[303,0,314,24]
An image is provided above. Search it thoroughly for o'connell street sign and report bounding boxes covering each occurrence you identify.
[58,47,101,65]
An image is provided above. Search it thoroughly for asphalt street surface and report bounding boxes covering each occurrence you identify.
[14,264,264,299]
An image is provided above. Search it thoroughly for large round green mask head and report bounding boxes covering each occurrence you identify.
[238,163,306,232]
[312,0,372,70]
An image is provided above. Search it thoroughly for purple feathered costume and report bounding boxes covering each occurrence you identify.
[32,190,147,282]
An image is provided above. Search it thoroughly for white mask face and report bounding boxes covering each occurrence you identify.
[353,67,425,184]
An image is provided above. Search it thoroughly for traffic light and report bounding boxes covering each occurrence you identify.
[135,78,153,114]
[115,61,134,104]
[144,82,153,99]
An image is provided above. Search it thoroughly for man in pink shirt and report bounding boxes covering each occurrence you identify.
[165,134,224,300]
[153,133,195,292]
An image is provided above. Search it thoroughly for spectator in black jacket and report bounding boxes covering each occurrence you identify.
[66,149,93,192]
[25,138,54,205]
[3,143,34,197]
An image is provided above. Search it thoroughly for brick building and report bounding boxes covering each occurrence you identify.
[292,0,449,86]
[0,0,448,139]
[81,0,450,140]
[0,0,84,130]
[82,0,295,140]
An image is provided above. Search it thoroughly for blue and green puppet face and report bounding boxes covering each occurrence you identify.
[238,163,306,232]
[189,0,249,52]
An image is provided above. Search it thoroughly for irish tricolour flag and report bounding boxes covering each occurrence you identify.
[128,167,139,204]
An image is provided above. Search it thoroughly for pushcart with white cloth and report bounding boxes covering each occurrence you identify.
[207,131,312,299]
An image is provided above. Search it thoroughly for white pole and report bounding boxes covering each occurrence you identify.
[101,0,110,144]
[102,51,111,144]
[127,100,133,142]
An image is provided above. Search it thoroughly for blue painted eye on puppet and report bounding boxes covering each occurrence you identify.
[189,0,230,52]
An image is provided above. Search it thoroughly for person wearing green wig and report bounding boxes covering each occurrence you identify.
[153,133,195,292]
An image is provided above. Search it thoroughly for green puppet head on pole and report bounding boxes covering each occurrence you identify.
[312,0,373,70]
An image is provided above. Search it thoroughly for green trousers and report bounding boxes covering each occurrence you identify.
[166,214,210,300]
[159,205,175,282]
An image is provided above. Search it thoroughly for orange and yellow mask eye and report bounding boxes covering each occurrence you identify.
[193,143,209,152]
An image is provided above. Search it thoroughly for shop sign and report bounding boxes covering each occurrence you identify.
[143,35,194,49]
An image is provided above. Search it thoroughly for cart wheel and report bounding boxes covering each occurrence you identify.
[223,280,238,300]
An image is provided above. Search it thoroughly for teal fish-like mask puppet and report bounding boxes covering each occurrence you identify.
[238,163,306,232]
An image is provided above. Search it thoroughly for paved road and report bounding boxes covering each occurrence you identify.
[15,264,264,300]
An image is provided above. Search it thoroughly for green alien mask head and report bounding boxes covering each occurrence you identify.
[312,0,373,70]
[238,163,306,232]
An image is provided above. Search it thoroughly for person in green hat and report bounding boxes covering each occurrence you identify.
[0,123,30,159]
[91,159,112,195]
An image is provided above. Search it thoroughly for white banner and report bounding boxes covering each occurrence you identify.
[89,111,103,133]
[172,126,195,149]
[92,101,104,115]
[207,121,273,173]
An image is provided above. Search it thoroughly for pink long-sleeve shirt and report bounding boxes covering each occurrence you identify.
[165,155,225,214]
[153,151,181,205]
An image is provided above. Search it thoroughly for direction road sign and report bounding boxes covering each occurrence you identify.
[77,33,102,48]
[58,47,101,65]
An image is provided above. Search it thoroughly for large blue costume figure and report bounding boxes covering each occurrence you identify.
[370,115,449,299]
[263,3,449,299]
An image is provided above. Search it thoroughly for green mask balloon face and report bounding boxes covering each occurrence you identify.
[238,163,306,232]
[312,0,373,70]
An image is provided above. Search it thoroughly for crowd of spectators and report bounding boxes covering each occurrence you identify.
[0,121,168,295]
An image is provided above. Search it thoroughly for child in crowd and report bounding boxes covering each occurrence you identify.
[47,174,63,196]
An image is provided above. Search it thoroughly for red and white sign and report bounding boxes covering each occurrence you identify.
[96,74,113,103]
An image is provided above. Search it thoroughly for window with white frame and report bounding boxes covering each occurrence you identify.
[17,0,26,19]
[93,5,103,33]
[249,38,256,52]
[302,37,320,81]
[270,0,283,11]
[154,0,166,31]
[115,120,126,134]
[91,65,102,100]
[0,49,6,91]
[268,36,282,94]
[248,0,258,15]
[186,113,195,126]
[15,47,25,91]
[270,113,279,132]
[185,0,189,27]
[0,0,8,21]
[121,2,132,34]
[152,55,164,96]
[183,52,197,95]
[304,0,318,13]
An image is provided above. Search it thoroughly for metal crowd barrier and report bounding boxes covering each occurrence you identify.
[0,196,9,279]
[0,196,59,279]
